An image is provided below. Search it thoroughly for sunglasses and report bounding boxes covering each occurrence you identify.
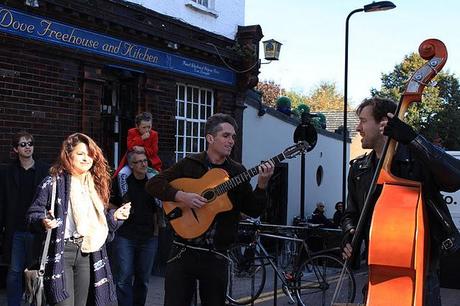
[18,141,34,148]
[132,159,148,165]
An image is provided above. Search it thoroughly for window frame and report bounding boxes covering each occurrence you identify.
[175,83,214,161]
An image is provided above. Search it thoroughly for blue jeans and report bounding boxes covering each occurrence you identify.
[112,235,158,306]
[7,231,36,306]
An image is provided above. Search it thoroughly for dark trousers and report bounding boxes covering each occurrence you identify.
[164,245,228,306]
[53,241,91,306]
[425,246,442,306]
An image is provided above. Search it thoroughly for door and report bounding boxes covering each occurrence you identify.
[100,70,137,169]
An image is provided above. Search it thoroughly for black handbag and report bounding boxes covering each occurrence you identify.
[24,177,56,306]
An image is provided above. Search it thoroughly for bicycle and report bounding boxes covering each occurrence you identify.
[226,220,356,306]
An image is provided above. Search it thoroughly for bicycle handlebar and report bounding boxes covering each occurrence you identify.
[240,220,324,231]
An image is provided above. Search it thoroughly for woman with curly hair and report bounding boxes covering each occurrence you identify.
[27,133,131,306]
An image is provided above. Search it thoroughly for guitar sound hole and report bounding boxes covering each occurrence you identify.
[202,190,215,201]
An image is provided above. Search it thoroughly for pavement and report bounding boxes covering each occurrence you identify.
[1,272,460,306]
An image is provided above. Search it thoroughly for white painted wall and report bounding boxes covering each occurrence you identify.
[128,0,244,39]
[242,103,347,225]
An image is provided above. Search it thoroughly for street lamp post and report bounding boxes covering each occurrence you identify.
[342,1,396,207]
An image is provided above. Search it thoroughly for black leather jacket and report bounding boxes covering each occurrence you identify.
[342,135,460,253]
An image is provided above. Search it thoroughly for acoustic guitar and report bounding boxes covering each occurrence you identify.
[163,141,309,239]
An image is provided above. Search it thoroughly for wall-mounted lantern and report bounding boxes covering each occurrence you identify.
[262,39,282,61]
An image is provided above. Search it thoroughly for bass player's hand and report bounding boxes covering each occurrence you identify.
[342,228,355,260]
[175,190,207,209]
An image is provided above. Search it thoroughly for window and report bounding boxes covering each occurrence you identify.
[175,83,214,161]
[316,165,324,186]
[185,0,218,17]
[192,0,209,7]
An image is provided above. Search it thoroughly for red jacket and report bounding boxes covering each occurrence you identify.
[114,128,162,177]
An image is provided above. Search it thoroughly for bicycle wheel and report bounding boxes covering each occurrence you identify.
[293,254,356,306]
[226,243,266,305]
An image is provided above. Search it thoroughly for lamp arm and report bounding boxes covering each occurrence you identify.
[342,7,364,206]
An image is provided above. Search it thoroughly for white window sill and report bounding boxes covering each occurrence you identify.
[185,1,219,18]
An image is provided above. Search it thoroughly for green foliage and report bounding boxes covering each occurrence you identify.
[291,104,310,120]
[276,96,291,107]
[297,104,310,114]
[291,108,301,119]
[276,96,292,115]
[317,112,326,128]
[371,52,460,150]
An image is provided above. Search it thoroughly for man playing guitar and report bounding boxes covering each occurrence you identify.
[146,113,274,306]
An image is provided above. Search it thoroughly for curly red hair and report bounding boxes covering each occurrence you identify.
[50,133,111,206]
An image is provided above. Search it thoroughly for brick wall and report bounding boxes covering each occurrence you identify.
[0,35,82,165]
[143,74,177,168]
[0,37,243,168]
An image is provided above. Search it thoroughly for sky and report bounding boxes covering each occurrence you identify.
[245,0,460,107]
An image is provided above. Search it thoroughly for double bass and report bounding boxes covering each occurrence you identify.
[338,39,448,306]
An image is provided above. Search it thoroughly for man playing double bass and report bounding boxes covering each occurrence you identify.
[342,97,460,305]
[146,113,274,306]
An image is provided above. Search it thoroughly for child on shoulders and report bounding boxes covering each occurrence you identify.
[114,112,162,197]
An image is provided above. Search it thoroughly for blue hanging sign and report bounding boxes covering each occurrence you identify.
[0,5,236,85]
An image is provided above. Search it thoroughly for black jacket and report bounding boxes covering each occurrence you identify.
[0,159,49,263]
[311,208,334,228]
[111,174,157,240]
[342,135,460,253]
[146,151,268,250]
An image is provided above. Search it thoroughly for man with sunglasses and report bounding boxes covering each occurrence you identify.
[0,131,49,306]
[110,150,160,306]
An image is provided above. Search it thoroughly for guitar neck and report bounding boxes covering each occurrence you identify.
[215,152,286,195]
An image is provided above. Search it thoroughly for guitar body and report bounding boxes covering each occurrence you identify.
[163,168,233,239]
[367,183,427,306]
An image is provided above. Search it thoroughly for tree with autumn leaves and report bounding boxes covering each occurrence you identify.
[256,80,344,111]
[371,52,460,150]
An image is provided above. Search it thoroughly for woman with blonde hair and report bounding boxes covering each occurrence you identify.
[27,133,131,306]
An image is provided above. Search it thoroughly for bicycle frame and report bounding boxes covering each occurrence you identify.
[235,221,350,306]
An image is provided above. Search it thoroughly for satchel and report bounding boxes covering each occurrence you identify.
[24,177,56,306]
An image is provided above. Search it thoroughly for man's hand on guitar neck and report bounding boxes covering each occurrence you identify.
[175,190,207,209]
[256,160,275,190]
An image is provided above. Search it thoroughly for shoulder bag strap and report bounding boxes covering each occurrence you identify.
[39,177,57,275]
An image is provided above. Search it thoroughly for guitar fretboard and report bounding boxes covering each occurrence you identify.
[214,152,286,196]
